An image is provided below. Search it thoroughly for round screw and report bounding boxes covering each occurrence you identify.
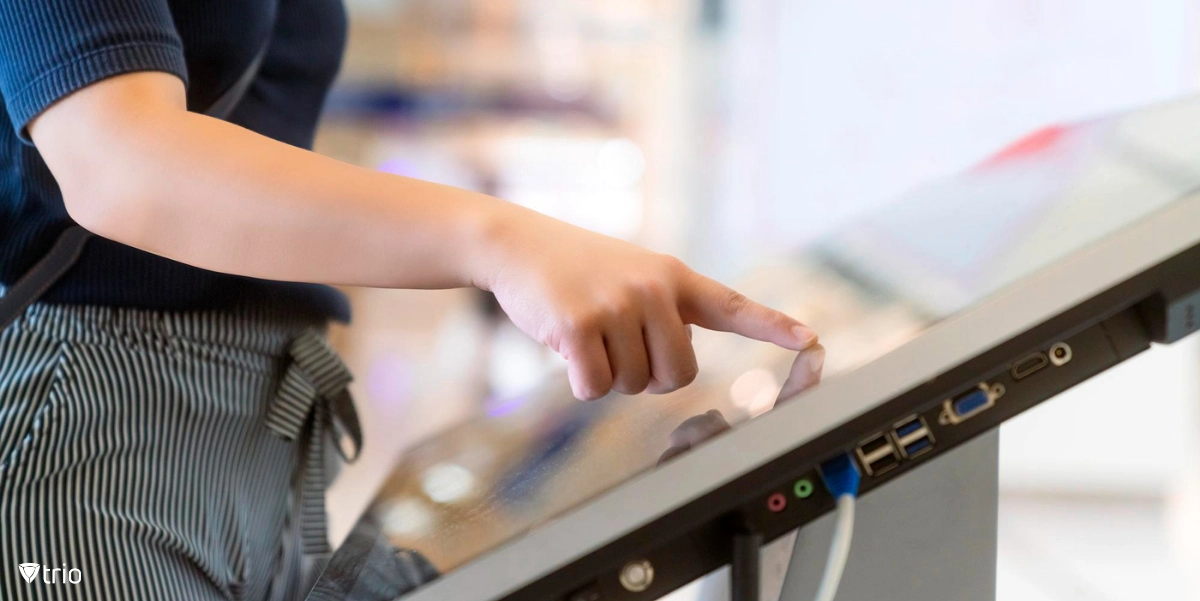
[619,560,655,592]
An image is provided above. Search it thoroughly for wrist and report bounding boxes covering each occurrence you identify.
[458,193,516,292]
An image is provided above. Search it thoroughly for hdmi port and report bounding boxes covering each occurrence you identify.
[1010,352,1049,380]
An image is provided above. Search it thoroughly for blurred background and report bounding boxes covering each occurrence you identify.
[316,1,1200,599]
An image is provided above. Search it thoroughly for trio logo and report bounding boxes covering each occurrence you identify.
[16,562,82,584]
[18,563,39,583]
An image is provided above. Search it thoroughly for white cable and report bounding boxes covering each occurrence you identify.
[812,494,856,601]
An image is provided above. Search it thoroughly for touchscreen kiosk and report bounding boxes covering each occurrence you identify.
[309,97,1200,601]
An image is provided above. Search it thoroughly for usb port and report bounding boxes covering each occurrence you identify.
[893,415,925,439]
[859,433,891,456]
[890,415,935,459]
[903,437,933,458]
[855,432,901,476]
[939,382,1005,425]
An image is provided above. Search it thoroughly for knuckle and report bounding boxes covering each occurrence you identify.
[611,382,637,396]
[676,361,699,388]
[718,288,750,316]
[603,296,635,318]
[561,311,603,336]
[578,388,605,401]
[652,379,682,394]
[613,371,651,396]
[631,274,667,298]
[655,363,698,393]
[672,357,700,388]
[659,254,688,275]
[645,380,669,395]
[578,377,612,401]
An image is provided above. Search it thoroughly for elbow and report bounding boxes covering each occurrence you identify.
[60,186,110,234]
[28,72,187,244]
[59,173,155,244]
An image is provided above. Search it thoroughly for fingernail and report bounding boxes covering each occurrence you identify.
[805,345,826,376]
[792,324,818,348]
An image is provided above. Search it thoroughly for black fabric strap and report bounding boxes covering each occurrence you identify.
[204,36,271,122]
[0,226,91,328]
[0,23,274,333]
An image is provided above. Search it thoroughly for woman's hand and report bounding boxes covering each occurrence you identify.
[471,206,818,400]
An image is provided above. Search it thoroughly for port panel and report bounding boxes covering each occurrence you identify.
[521,289,1174,601]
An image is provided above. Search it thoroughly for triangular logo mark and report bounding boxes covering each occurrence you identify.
[18,563,40,583]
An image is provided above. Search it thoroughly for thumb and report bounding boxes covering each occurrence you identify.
[679,271,817,351]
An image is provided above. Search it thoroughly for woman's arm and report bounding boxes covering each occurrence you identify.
[33,72,497,289]
[31,71,818,399]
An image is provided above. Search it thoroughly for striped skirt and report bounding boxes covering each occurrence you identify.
[0,301,354,601]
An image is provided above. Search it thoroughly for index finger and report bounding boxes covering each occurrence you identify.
[678,271,817,351]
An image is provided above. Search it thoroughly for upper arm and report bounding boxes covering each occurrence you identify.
[0,0,190,227]
[0,0,189,142]
[29,72,187,231]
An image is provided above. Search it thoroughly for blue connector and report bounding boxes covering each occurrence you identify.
[952,388,991,418]
[819,453,862,499]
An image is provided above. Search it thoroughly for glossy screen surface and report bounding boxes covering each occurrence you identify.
[363,98,1200,581]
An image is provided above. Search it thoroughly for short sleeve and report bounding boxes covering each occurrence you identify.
[0,0,189,143]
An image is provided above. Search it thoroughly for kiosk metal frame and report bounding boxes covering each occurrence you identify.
[311,197,1200,601]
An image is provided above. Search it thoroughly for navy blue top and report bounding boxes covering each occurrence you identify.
[0,0,351,322]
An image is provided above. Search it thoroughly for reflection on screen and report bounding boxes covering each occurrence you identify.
[362,98,1200,579]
